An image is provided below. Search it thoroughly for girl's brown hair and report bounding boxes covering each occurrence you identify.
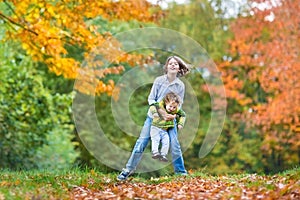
[163,56,191,77]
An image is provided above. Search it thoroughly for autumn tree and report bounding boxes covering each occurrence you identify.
[0,0,164,169]
[220,0,300,172]
[0,0,162,96]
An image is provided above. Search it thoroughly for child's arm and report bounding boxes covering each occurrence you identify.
[177,124,184,130]
[149,105,159,118]
[157,107,176,121]
[151,102,176,121]
[176,109,186,129]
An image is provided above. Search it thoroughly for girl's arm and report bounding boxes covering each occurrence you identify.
[157,107,176,121]
[178,83,185,108]
[148,78,159,105]
[148,78,173,120]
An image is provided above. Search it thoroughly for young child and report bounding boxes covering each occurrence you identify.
[148,92,186,162]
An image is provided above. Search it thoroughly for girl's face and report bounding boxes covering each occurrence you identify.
[165,101,178,113]
[167,58,180,75]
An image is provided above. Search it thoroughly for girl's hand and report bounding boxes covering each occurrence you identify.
[177,125,183,130]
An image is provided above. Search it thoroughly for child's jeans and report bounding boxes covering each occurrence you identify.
[150,126,170,156]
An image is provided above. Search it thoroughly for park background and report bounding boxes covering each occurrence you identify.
[0,0,299,177]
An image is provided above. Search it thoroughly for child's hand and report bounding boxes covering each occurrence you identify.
[158,108,175,121]
[177,125,183,130]
[164,114,176,121]
[153,113,159,118]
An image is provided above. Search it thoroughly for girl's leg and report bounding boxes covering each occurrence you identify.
[168,126,187,174]
[125,116,152,171]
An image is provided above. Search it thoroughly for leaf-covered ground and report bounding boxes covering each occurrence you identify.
[0,168,299,199]
[71,173,300,199]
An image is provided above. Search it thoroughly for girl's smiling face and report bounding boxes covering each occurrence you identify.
[167,58,180,75]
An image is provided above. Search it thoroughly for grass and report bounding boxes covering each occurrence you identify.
[0,167,299,199]
[0,168,116,199]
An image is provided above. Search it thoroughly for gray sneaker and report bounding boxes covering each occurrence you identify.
[117,168,133,181]
[159,155,168,162]
[152,152,161,159]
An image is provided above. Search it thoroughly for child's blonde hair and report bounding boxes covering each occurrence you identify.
[163,92,181,105]
[163,56,190,77]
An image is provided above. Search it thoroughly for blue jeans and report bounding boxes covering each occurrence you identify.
[125,116,187,173]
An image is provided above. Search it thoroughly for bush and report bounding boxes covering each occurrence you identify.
[0,41,77,169]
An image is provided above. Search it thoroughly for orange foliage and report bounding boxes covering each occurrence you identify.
[220,0,300,157]
[70,174,300,199]
[0,0,161,95]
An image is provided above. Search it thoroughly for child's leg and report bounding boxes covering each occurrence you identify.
[160,130,170,156]
[150,126,161,154]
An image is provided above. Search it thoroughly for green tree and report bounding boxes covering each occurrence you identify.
[160,0,231,61]
[158,0,267,174]
[0,38,76,169]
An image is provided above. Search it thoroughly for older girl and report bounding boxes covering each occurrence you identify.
[117,55,190,181]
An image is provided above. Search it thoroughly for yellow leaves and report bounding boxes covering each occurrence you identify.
[74,78,113,97]
[237,98,252,106]
[118,53,144,66]
[21,42,30,50]
[13,0,30,16]
[46,4,56,17]
[94,66,125,79]
[95,80,113,96]
[46,57,79,78]
[0,179,21,187]
[0,181,9,187]
[112,85,121,101]
[20,41,43,61]
[289,124,299,133]
[18,22,66,60]
[25,8,40,23]
[59,30,71,38]
[3,0,158,96]
[73,0,161,22]
[89,169,96,176]
[73,65,125,97]
[88,25,97,32]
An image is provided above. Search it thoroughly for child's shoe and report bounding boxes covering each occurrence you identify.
[152,152,161,159]
[159,155,168,162]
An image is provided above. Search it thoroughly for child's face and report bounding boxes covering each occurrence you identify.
[167,58,180,74]
[165,101,178,113]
